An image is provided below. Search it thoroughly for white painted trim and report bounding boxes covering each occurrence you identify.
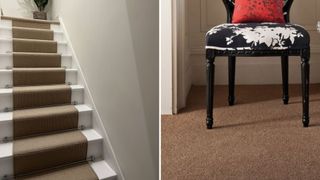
[58,17,124,180]
[160,0,174,115]
[172,0,178,114]
[171,0,191,112]
[90,160,117,180]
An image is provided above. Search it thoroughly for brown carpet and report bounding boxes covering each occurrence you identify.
[13,85,72,110]
[162,84,320,180]
[13,52,61,68]
[13,68,66,86]
[13,130,88,176]
[13,27,54,40]
[18,163,98,180]
[13,38,57,53]
[13,105,78,139]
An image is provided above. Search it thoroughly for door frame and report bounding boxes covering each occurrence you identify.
[160,0,187,115]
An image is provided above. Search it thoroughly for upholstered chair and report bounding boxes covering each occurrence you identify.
[205,0,310,128]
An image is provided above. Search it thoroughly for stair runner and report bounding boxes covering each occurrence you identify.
[0,16,100,179]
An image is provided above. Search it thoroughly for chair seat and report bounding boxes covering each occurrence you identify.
[206,23,310,51]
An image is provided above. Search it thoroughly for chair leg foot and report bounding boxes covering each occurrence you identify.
[283,96,289,105]
[303,117,309,128]
[228,96,235,106]
[206,117,213,129]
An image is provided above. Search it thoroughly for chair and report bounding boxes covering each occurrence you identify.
[205,0,310,129]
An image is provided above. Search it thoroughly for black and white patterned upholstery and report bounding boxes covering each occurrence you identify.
[206,23,310,51]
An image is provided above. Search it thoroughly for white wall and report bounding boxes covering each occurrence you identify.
[51,1,159,180]
[0,0,52,19]
[160,0,173,114]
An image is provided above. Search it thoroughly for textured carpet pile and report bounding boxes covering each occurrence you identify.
[162,85,320,180]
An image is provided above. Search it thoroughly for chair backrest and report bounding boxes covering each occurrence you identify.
[222,0,294,23]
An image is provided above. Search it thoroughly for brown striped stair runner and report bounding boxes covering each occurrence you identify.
[1,16,99,179]
[13,105,78,139]
[13,68,66,86]
[13,39,58,53]
[12,27,54,40]
[13,53,61,68]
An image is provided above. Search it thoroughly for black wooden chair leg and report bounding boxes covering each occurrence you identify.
[206,57,215,129]
[228,56,236,106]
[281,56,289,104]
[301,51,310,127]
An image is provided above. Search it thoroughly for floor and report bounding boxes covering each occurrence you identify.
[162,84,320,180]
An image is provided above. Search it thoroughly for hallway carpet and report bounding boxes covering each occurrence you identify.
[162,85,320,180]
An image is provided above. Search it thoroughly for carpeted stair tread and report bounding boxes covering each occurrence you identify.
[13,27,54,40]
[13,68,66,86]
[13,85,72,110]
[13,38,57,53]
[13,105,79,139]
[1,16,59,30]
[13,130,88,176]
[17,162,98,180]
[13,52,61,68]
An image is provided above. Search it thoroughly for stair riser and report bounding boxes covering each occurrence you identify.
[0,87,84,112]
[0,27,64,41]
[0,39,68,54]
[0,69,78,88]
[0,131,103,178]
[0,19,61,31]
[0,107,92,140]
[0,54,73,69]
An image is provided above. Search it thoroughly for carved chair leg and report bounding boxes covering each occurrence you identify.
[206,57,215,129]
[301,53,310,127]
[281,56,289,104]
[228,56,236,106]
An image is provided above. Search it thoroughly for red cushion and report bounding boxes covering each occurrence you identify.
[232,0,285,23]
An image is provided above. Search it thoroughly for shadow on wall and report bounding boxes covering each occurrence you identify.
[17,0,36,17]
[125,0,159,178]
[1,0,51,19]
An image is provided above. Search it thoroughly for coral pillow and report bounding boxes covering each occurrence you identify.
[232,0,285,23]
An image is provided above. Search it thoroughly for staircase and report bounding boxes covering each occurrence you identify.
[0,16,117,180]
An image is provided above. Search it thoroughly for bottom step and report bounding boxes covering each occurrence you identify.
[0,129,103,178]
[16,161,116,180]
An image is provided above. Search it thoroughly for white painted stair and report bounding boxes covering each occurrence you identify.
[0,85,84,112]
[0,17,117,180]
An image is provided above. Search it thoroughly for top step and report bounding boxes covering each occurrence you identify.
[1,16,60,25]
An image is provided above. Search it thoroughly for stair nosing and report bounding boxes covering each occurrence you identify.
[0,85,84,95]
[0,38,68,44]
[1,16,60,25]
[0,129,102,159]
[0,104,93,123]
[0,53,72,57]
